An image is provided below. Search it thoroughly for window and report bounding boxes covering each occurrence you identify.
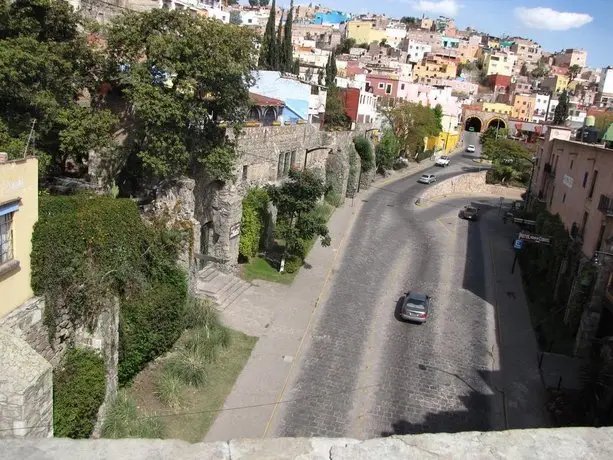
[580,211,589,238]
[378,82,384,89]
[589,170,598,199]
[562,193,566,203]
[242,165,248,181]
[401,83,405,90]
[582,171,589,188]
[570,160,574,169]
[385,84,392,94]
[277,153,284,179]
[0,212,14,264]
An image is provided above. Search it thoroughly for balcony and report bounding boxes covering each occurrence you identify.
[544,162,555,177]
[598,195,613,217]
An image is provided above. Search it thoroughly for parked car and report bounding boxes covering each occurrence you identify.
[418,174,436,184]
[459,205,479,221]
[400,292,430,323]
[435,155,450,167]
[466,145,476,153]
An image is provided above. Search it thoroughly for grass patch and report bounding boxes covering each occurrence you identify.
[102,392,166,439]
[241,202,335,284]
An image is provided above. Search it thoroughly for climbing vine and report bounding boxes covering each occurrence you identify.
[239,188,270,261]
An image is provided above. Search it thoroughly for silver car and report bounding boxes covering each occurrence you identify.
[400,292,430,323]
[418,174,436,184]
[466,145,476,153]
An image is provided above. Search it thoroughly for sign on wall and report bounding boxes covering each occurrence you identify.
[563,174,574,188]
[229,223,241,239]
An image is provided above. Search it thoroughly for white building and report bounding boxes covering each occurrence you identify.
[203,5,229,23]
[532,93,551,122]
[384,25,408,48]
[598,67,613,94]
[405,40,432,64]
[240,8,271,27]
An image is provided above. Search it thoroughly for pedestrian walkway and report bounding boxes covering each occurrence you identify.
[204,161,435,442]
[484,204,551,429]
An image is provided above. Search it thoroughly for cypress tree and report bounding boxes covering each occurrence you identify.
[325,53,337,87]
[282,0,294,73]
[276,14,283,71]
[258,0,276,70]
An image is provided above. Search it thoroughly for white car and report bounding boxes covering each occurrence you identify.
[435,155,450,167]
[418,174,437,184]
[466,145,476,153]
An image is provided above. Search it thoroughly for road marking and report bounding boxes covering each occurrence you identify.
[436,217,456,238]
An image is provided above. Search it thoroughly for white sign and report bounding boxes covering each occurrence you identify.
[229,223,241,239]
[563,174,574,188]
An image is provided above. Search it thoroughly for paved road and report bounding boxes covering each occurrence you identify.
[270,133,510,438]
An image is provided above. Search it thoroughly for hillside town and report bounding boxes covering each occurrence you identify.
[3,0,613,455]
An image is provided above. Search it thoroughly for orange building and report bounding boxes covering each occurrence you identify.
[511,93,536,121]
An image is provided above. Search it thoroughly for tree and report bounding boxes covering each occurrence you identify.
[266,169,331,266]
[433,104,443,132]
[553,90,570,126]
[248,0,258,6]
[389,102,442,156]
[568,64,582,82]
[0,0,112,176]
[480,126,508,145]
[258,0,276,69]
[336,37,356,55]
[324,53,337,87]
[375,129,401,171]
[259,0,270,6]
[323,86,349,129]
[229,11,242,25]
[531,63,549,78]
[481,137,532,184]
[227,0,239,4]
[105,9,257,181]
[353,136,374,172]
[400,16,419,26]
[281,0,294,73]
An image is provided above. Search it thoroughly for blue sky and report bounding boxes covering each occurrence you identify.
[281,1,610,68]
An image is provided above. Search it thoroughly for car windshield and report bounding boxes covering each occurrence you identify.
[465,207,476,213]
[420,175,428,178]
[468,145,475,148]
[406,298,425,310]
[441,156,449,160]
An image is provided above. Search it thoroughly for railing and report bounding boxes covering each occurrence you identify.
[598,194,613,217]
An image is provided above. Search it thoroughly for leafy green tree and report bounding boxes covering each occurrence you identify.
[323,86,349,129]
[480,126,508,145]
[105,9,257,181]
[553,90,570,126]
[248,0,258,6]
[259,0,270,6]
[324,53,337,86]
[481,137,532,184]
[400,16,419,26]
[266,169,331,264]
[336,37,356,55]
[353,136,374,172]
[531,63,549,78]
[389,102,442,156]
[229,11,242,25]
[0,0,111,175]
[375,129,400,171]
[568,64,582,82]
[258,0,276,69]
[433,104,443,132]
[281,0,294,73]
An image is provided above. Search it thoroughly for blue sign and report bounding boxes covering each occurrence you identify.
[514,239,523,250]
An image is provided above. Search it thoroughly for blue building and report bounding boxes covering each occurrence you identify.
[250,71,311,122]
[313,11,350,25]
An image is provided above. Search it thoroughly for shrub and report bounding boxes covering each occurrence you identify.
[53,347,106,439]
[325,190,342,207]
[353,136,375,172]
[155,369,185,409]
[183,297,217,330]
[284,256,303,273]
[102,392,165,439]
[165,349,208,387]
[239,188,269,260]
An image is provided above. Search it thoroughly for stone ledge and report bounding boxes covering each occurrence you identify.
[2,428,613,459]
[420,171,524,203]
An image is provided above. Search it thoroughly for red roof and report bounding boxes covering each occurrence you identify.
[249,92,285,107]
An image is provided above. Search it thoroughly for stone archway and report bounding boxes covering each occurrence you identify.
[487,117,507,131]
[464,116,483,132]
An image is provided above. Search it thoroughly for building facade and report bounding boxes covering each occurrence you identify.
[483,51,517,77]
[511,93,536,121]
[555,48,588,69]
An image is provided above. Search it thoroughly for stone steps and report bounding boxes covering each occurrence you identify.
[195,266,251,311]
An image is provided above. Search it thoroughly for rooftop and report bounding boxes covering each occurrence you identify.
[249,92,285,107]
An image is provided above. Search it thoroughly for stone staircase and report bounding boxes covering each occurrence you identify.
[195,265,251,311]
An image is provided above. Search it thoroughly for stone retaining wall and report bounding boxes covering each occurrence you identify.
[2,427,613,458]
[420,171,525,202]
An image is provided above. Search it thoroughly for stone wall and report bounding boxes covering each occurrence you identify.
[0,296,120,438]
[3,427,613,458]
[191,125,374,268]
[79,0,159,24]
[420,170,525,202]
[0,328,52,439]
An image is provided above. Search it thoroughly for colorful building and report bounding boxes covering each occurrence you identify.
[413,57,457,82]
[346,20,386,45]
[541,74,569,94]
[313,11,350,25]
[511,93,536,121]
[483,51,517,77]
[0,156,39,318]
[482,102,513,116]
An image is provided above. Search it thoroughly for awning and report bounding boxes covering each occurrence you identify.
[0,199,20,216]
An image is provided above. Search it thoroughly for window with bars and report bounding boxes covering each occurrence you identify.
[0,212,14,264]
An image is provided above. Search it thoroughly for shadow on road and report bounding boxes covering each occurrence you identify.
[380,369,500,436]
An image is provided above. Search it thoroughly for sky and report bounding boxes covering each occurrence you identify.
[280,0,612,68]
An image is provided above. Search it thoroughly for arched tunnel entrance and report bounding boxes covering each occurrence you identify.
[464,116,482,132]
[487,118,507,131]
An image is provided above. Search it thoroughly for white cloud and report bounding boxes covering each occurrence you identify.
[412,0,460,17]
[514,7,593,31]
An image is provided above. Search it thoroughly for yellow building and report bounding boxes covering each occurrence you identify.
[346,20,386,45]
[413,58,457,81]
[484,51,517,76]
[482,102,513,116]
[542,74,569,94]
[0,156,38,318]
[511,93,536,121]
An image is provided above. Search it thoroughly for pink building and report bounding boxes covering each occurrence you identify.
[365,74,411,101]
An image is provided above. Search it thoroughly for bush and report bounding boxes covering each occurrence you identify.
[353,136,375,172]
[284,256,303,273]
[415,149,432,162]
[155,369,185,409]
[164,350,208,387]
[118,273,187,384]
[325,190,342,207]
[239,188,269,261]
[102,392,165,439]
[53,347,106,439]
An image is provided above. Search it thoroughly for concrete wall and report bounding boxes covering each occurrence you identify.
[0,158,38,318]
[420,171,525,202]
[3,427,613,458]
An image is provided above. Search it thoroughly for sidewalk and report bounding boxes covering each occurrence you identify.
[484,204,551,429]
[205,161,435,442]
